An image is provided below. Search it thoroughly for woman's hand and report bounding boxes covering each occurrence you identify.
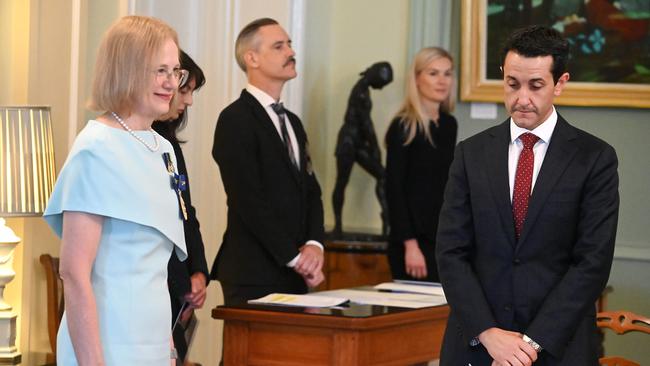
[404,239,427,279]
[184,272,207,309]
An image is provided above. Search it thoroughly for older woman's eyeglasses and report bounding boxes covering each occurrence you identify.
[153,67,189,86]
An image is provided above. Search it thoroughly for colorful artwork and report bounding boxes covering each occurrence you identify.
[485,0,650,83]
[460,0,650,108]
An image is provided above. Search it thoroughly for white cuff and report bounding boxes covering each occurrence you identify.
[287,253,300,267]
[305,240,324,251]
[286,241,324,267]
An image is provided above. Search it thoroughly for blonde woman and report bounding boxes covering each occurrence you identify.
[44,16,187,365]
[385,47,458,282]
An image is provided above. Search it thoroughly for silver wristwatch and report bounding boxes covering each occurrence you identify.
[522,334,542,353]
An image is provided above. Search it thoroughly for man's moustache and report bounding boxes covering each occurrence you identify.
[284,57,296,67]
[512,106,536,113]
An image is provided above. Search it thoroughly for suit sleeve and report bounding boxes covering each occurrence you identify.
[436,141,498,343]
[302,133,325,244]
[212,109,299,266]
[526,144,618,357]
[385,119,415,241]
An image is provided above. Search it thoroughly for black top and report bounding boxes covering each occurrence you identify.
[385,113,457,242]
[151,124,209,321]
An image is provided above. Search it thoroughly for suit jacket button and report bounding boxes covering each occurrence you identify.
[504,305,512,311]
[513,258,521,265]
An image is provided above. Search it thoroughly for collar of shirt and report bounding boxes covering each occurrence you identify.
[509,106,558,145]
[245,84,301,166]
[246,83,277,109]
[246,83,283,133]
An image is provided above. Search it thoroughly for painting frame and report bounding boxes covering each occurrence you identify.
[460,0,650,109]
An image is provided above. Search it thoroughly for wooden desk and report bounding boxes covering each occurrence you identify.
[321,239,392,290]
[213,300,449,365]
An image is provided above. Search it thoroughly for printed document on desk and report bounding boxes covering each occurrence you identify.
[314,289,446,309]
[374,282,445,297]
[248,293,348,307]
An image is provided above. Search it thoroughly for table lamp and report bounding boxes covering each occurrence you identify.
[0,106,56,363]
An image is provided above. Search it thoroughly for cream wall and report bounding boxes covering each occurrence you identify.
[303,0,410,234]
[2,0,76,364]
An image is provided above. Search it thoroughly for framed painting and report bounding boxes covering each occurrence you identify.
[460,0,650,108]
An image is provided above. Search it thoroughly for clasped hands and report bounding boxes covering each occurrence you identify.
[479,327,539,366]
[294,244,325,288]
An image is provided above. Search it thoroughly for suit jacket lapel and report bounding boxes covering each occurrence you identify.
[517,115,578,249]
[241,90,301,183]
[486,121,517,247]
[286,114,305,172]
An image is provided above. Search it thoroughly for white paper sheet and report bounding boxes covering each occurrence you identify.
[374,282,446,296]
[313,289,446,309]
[248,293,348,307]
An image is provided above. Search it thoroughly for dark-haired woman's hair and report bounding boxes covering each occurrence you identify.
[152,49,205,143]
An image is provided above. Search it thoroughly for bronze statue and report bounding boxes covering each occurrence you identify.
[332,61,393,237]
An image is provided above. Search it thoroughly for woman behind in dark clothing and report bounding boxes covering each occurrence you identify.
[385,47,458,282]
[152,50,207,363]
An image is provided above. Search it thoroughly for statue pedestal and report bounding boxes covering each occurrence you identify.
[0,311,20,365]
[320,232,391,290]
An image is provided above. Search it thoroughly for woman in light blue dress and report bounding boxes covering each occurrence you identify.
[44,16,188,365]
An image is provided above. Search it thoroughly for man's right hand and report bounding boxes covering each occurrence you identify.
[478,327,537,366]
[294,244,324,277]
[302,269,324,288]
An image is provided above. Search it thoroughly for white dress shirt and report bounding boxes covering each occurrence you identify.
[246,84,300,166]
[245,84,323,267]
[508,107,558,201]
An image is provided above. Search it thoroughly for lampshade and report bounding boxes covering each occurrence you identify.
[0,106,56,217]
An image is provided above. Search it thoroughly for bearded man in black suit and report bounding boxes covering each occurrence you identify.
[211,18,325,305]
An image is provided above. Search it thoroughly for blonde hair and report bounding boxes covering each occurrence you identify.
[88,16,180,113]
[394,47,455,145]
[235,18,278,72]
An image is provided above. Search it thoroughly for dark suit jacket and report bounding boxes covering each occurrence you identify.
[210,89,324,289]
[165,139,209,318]
[151,123,209,323]
[385,114,457,242]
[436,115,619,365]
[385,114,457,281]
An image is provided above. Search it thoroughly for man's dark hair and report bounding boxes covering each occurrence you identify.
[501,25,569,84]
[235,18,279,71]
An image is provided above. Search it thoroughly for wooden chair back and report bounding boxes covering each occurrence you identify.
[597,310,650,366]
[40,254,64,364]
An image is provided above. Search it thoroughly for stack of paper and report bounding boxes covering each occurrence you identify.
[313,289,446,309]
[248,293,348,307]
[374,282,445,297]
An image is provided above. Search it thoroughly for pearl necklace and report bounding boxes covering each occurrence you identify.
[110,112,159,152]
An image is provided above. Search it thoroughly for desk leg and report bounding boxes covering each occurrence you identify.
[223,321,249,366]
[332,331,361,365]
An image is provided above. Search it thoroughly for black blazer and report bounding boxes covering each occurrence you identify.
[210,89,324,286]
[436,115,619,365]
[385,114,457,242]
[151,124,209,323]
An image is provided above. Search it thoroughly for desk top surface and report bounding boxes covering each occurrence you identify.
[213,287,449,329]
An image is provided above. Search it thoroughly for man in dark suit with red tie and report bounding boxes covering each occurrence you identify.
[211,18,325,305]
[436,25,619,366]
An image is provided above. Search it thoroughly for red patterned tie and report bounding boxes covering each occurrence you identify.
[512,132,540,240]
